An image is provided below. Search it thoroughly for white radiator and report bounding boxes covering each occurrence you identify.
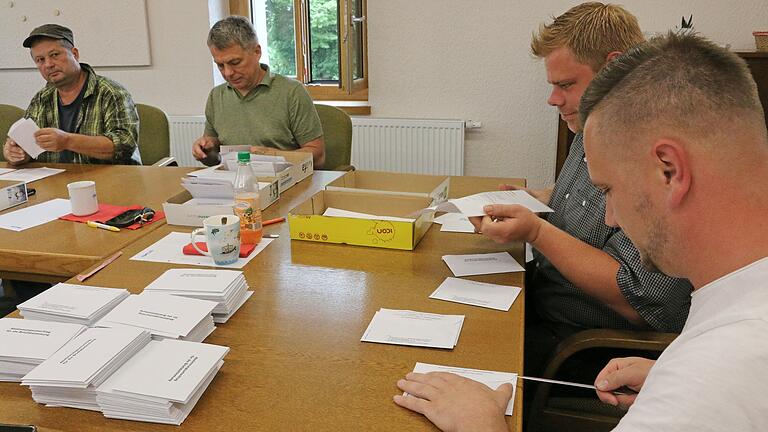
[351,118,464,176]
[169,116,466,175]
[169,116,206,167]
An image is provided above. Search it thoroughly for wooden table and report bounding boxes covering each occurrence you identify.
[0,172,527,431]
[0,163,194,283]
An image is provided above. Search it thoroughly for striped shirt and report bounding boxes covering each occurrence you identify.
[24,63,141,165]
[530,133,692,332]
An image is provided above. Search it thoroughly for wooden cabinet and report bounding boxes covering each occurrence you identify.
[555,50,768,177]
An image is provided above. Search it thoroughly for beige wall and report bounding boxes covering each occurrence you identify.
[1,1,766,186]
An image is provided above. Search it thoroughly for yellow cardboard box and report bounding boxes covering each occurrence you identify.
[325,170,450,205]
[288,190,434,250]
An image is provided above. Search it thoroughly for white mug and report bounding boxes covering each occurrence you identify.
[190,214,241,265]
[67,181,99,216]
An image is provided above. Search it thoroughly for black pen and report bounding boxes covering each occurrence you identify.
[27,188,36,196]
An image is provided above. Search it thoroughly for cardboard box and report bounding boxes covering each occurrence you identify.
[325,171,450,205]
[219,146,314,194]
[0,179,29,212]
[163,178,279,227]
[288,190,434,250]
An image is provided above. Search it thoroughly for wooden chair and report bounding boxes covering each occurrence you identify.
[0,104,25,162]
[526,328,677,432]
[314,104,354,171]
[136,103,177,166]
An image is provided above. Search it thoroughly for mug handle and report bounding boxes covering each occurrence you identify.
[190,228,211,256]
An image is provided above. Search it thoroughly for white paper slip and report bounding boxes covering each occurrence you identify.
[361,308,464,349]
[0,168,16,176]
[430,277,522,311]
[436,190,553,217]
[0,318,86,360]
[410,362,517,416]
[440,220,476,233]
[442,252,524,277]
[7,118,45,158]
[0,198,71,231]
[0,167,66,183]
[97,293,217,340]
[322,207,415,223]
[17,283,130,322]
[130,232,272,269]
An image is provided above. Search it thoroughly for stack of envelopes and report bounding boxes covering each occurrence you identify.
[144,269,252,323]
[21,326,151,411]
[0,318,86,382]
[17,283,130,326]
[96,339,229,425]
[97,293,217,342]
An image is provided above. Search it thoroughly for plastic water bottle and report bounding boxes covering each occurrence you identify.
[233,151,263,244]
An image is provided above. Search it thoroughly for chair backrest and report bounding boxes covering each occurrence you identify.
[314,104,352,170]
[136,103,171,166]
[0,104,25,162]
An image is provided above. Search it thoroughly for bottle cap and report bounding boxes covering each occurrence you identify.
[238,151,251,162]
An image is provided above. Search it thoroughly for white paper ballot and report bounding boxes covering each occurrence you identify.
[0,198,71,231]
[0,318,86,361]
[361,309,464,349]
[145,268,244,294]
[436,190,553,217]
[442,252,524,277]
[0,167,65,183]
[410,362,517,416]
[7,118,45,158]
[440,220,476,233]
[130,232,272,269]
[430,277,522,311]
[0,168,16,176]
[322,207,415,223]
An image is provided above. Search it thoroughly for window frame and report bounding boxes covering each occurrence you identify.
[231,0,368,102]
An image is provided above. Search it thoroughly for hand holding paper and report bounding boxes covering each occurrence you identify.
[478,204,544,244]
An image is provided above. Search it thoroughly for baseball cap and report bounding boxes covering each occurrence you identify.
[22,24,74,48]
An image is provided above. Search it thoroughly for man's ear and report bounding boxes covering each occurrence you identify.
[71,47,80,61]
[605,51,622,63]
[652,139,691,208]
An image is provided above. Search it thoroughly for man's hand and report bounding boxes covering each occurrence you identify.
[3,137,31,165]
[499,184,553,205]
[594,357,654,409]
[470,204,543,244]
[192,135,221,160]
[394,372,512,432]
[34,128,70,152]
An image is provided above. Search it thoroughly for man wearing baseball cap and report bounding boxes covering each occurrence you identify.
[3,24,141,165]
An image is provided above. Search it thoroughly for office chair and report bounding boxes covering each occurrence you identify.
[314,104,354,171]
[0,104,25,162]
[136,103,177,166]
[526,328,677,432]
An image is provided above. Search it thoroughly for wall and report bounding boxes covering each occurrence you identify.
[0,0,223,116]
[367,0,768,187]
[1,1,766,186]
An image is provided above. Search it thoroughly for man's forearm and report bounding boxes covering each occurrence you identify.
[298,137,325,167]
[67,134,116,160]
[531,221,645,325]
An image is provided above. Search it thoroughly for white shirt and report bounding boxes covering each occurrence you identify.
[615,257,768,431]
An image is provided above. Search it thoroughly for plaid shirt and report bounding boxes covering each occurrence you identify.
[24,63,141,165]
[530,133,692,332]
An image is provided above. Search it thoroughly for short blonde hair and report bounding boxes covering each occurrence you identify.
[531,2,644,71]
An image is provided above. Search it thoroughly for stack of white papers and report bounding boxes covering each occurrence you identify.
[361,308,465,349]
[21,326,151,411]
[17,283,130,326]
[409,362,517,416]
[436,190,554,216]
[181,175,273,201]
[0,318,86,382]
[7,118,45,158]
[433,212,475,233]
[442,252,525,277]
[222,152,292,176]
[144,269,252,323]
[322,207,415,223]
[96,339,229,425]
[97,293,217,342]
[430,277,522,311]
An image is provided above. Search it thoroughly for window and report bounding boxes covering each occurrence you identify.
[247,0,368,100]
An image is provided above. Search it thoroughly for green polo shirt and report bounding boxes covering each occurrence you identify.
[204,64,323,151]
